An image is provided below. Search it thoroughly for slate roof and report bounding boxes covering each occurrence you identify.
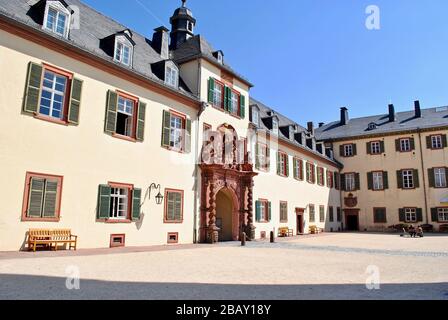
[315,106,448,141]
[172,34,253,87]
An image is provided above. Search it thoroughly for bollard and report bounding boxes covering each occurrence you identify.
[241,232,246,246]
[270,231,275,243]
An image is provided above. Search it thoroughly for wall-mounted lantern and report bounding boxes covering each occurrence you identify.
[149,183,164,205]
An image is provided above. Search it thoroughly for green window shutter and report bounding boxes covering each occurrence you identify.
[293,158,298,179]
[312,165,316,183]
[23,62,43,114]
[208,78,214,103]
[161,110,171,147]
[175,192,182,221]
[352,144,357,156]
[395,139,401,152]
[383,171,389,189]
[339,145,344,157]
[97,185,111,220]
[266,146,270,170]
[428,168,435,188]
[416,208,423,222]
[184,118,192,153]
[285,156,289,177]
[413,169,420,188]
[355,173,360,190]
[380,141,385,153]
[431,208,439,222]
[255,143,260,169]
[399,209,405,222]
[268,201,272,221]
[366,142,371,155]
[442,135,448,148]
[426,136,432,149]
[396,170,403,189]
[255,201,261,222]
[410,138,415,150]
[340,174,346,191]
[105,90,118,134]
[42,180,58,218]
[27,178,45,217]
[68,78,83,125]
[277,152,281,175]
[239,95,246,119]
[223,86,230,111]
[136,101,146,142]
[132,188,142,221]
[367,172,373,190]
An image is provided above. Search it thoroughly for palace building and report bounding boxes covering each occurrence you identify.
[0,0,446,251]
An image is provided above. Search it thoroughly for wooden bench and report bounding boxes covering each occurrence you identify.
[277,227,294,237]
[309,225,322,234]
[28,229,77,252]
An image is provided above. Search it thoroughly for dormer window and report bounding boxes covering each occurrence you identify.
[43,1,71,38]
[217,52,223,64]
[251,106,260,127]
[368,122,377,131]
[272,117,279,135]
[165,64,179,88]
[114,40,132,66]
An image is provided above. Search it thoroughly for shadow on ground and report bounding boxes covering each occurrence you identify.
[0,274,447,300]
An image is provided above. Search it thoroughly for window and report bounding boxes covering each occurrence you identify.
[370,141,381,155]
[114,41,132,66]
[334,172,340,190]
[40,69,69,120]
[400,138,411,152]
[272,118,279,135]
[256,200,270,222]
[162,110,191,152]
[109,187,129,220]
[165,65,179,88]
[294,158,304,180]
[167,232,179,244]
[343,144,354,157]
[374,208,387,223]
[438,208,448,222]
[372,172,384,190]
[280,202,288,223]
[317,167,325,186]
[402,170,414,189]
[43,4,70,38]
[251,107,260,127]
[22,172,63,221]
[116,95,136,137]
[337,207,342,222]
[212,81,224,108]
[164,190,183,223]
[97,183,141,222]
[306,162,315,184]
[345,173,356,191]
[309,205,315,223]
[327,170,334,188]
[277,152,288,177]
[229,90,239,115]
[329,207,334,222]
[368,122,377,130]
[431,135,443,149]
[404,208,417,223]
[319,206,325,222]
[434,168,447,188]
[256,143,270,171]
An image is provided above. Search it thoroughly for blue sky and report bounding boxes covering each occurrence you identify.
[82,0,448,125]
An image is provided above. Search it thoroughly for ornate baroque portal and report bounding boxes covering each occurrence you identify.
[200,124,258,243]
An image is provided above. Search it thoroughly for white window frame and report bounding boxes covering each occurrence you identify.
[272,118,279,135]
[431,135,443,149]
[438,208,448,222]
[252,107,259,127]
[39,70,68,120]
[371,141,381,154]
[434,167,447,188]
[259,201,268,222]
[345,173,356,191]
[402,170,414,189]
[373,171,384,190]
[400,138,411,152]
[212,81,223,107]
[109,187,129,220]
[404,208,417,223]
[117,96,135,137]
[229,91,239,115]
[165,63,179,88]
[43,1,71,38]
[169,113,184,151]
[114,36,133,66]
[344,144,354,157]
[278,153,287,176]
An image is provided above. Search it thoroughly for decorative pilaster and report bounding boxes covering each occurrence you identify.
[246,182,256,240]
[208,181,219,243]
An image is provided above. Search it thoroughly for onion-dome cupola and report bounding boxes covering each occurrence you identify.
[170,0,196,50]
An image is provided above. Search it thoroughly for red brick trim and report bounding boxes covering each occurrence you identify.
[110,234,125,248]
[167,232,179,244]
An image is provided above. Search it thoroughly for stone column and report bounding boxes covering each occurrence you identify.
[207,181,219,243]
[246,181,256,240]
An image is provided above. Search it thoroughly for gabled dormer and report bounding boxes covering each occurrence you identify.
[250,104,260,127]
[280,125,295,141]
[151,60,180,89]
[262,112,279,135]
[213,50,224,65]
[30,0,73,39]
[100,29,135,67]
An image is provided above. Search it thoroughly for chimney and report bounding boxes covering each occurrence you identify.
[388,104,396,122]
[152,26,170,60]
[307,122,314,136]
[414,100,422,118]
[340,107,349,125]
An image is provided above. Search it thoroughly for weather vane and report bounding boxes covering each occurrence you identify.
[182,0,187,7]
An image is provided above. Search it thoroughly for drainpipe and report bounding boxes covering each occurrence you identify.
[193,59,203,244]
[417,129,430,224]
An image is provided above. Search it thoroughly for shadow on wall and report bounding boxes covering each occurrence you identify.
[0,274,447,300]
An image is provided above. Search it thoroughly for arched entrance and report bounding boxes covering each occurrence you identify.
[215,188,239,241]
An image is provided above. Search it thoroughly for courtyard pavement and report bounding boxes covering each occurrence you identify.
[0,233,447,300]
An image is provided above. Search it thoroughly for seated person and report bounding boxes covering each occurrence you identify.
[416,226,424,238]
[408,225,416,238]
